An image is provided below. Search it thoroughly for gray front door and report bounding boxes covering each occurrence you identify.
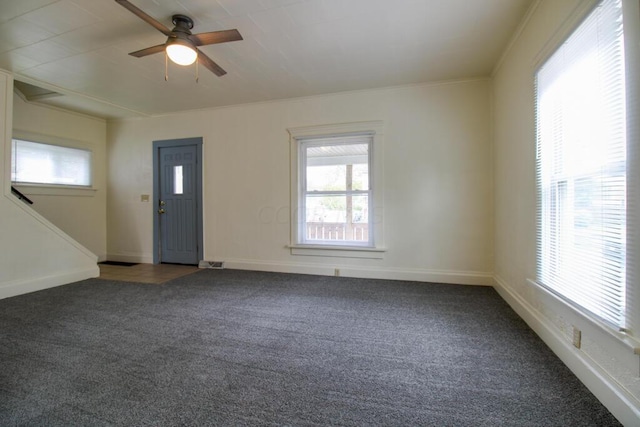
[153,138,203,265]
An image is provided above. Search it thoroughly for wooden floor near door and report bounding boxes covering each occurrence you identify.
[98,263,200,284]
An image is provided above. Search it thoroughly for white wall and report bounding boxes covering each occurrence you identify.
[108,79,494,285]
[0,70,99,299]
[12,93,108,260]
[492,0,640,424]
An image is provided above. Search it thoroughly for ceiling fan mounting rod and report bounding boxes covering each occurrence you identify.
[172,14,194,31]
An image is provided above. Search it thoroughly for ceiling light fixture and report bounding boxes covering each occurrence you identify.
[166,37,197,66]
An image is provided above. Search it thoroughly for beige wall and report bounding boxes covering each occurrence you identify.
[108,79,494,285]
[0,71,99,299]
[12,93,108,260]
[493,0,640,424]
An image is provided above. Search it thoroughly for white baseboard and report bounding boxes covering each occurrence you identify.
[493,275,640,427]
[105,253,492,286]
[221,258,493,286]
[105,253,154,264]
[0,266,99,300]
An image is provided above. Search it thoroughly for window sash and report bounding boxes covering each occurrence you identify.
[535,0,626,327]
[299,136,373,246]
[11,139,92,187]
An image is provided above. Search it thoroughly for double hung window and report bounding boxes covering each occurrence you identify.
[535,0,627,327]
[299,135,372,246]
[288,121,384,257]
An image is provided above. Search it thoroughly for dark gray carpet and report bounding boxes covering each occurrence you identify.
[0,269,621,426]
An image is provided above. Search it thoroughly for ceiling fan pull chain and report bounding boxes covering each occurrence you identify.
[196,57,199,83]
[165,51,169,81]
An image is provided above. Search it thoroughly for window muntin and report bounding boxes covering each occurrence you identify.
[299,136,373,247]
[535,0,626,327]
[11,139,92,187]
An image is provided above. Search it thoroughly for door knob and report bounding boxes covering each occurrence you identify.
[158,208,165,214]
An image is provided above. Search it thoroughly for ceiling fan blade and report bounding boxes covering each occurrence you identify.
[198,50,226,76]
[129,44,166,58]
[190,29,243,46]
[115,0,171,36]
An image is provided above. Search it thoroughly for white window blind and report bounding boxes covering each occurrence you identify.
[536,0,626,327]
[12,139,92,187]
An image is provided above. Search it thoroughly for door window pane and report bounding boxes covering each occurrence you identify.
[173,165,184,195]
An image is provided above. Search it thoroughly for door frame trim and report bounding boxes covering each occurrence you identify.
[152,137,203,264]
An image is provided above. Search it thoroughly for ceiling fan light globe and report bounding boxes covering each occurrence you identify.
[166,43,197,66]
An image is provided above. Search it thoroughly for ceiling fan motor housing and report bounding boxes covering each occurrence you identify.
[172,14,194,32]
[167,15,194,51]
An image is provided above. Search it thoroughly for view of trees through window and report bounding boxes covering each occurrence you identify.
[302,140,371,243]
[306,163,368,223]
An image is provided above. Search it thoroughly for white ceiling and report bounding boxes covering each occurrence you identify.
[0,0,533,119]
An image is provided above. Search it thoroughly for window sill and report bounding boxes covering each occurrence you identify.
[526,278,640,356]
[12,184,97,197]
[289,244,386,259]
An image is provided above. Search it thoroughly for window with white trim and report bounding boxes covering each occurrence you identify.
[11,139,92,187]
[288,121,384,257]
[535,0,626,327]
[300,135,372,246]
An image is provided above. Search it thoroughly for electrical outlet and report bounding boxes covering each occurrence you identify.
[334,268,340,277]
[572,326,581,349]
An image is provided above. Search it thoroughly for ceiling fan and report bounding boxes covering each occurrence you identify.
[115,0,242,77]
